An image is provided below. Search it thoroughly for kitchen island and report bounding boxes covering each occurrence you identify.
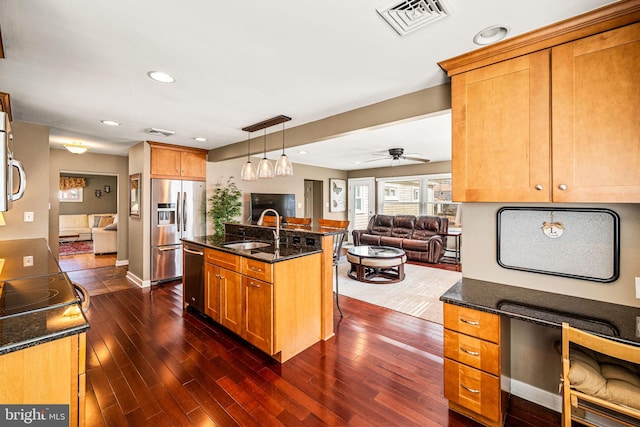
[182,222,345,362]
[0,238,90,426]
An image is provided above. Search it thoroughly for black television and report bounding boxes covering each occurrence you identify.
[250,193,296,222]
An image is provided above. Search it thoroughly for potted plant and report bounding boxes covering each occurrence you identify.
[208,177,242,235]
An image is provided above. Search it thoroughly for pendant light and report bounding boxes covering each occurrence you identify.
[257,129,274,179]
[275,122,293,176]
[240,132,257,181]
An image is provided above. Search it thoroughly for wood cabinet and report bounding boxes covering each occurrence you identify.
[149,142,207,180]
[440,4,640,203]
[202,247,321,362]
[443,304,506,427]
[243,276,273,352]
[0,333,86,426]
[0,92,12,121]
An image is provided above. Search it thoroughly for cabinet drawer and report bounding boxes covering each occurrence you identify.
[444,329,499,375]
[444,359,501,422]
[444,304,500,343]
[242,258,273,283]
[205,248,240,271]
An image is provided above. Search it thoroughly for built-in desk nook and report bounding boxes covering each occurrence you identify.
[440,278,640,426]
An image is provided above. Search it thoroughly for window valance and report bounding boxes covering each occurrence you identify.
[60,177,87,190]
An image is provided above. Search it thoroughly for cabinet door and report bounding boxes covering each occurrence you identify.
[151,147,181,177]
[180,151,207,179]
[243,276,273,354]
[204,263,221,322]
[220,268,243,335]
[552,23,640,202]
[451,50,550,202]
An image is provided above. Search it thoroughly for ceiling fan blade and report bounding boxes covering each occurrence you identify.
[402,156,430,163]
[362,157,389,163]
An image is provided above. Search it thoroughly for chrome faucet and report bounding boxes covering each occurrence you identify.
[256,208,280,251]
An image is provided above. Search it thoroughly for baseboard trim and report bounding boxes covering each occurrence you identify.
[511,379,561,413]
[115,259,129,267]
[126,271,150,288]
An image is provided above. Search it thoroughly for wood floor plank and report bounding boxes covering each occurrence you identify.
[80,270,560,426]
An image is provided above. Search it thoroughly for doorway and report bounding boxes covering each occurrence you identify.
[304,179,323,227]
[58,172,118,272]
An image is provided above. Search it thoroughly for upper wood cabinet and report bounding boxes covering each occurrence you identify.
[149,142,208,180]
[551,23,640,202]
[0,92,12,121]
[451,51,550,202]
[440,2,640,203]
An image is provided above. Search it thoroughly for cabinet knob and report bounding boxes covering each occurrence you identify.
[535,184,543,191]
[558,184,567,191]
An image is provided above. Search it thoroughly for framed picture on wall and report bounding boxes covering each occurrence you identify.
[129,173,141,218]
[330,178,346,212]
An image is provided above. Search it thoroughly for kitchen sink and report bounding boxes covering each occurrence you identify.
[222,241,271,250]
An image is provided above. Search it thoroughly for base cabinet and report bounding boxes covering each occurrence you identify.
[202,248,321,362]
[0,333,86,426]
[443,303,507,427]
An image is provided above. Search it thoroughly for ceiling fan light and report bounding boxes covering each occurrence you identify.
[275,154,293,176]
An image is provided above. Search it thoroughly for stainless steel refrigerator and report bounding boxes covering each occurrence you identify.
[151,179,206,283]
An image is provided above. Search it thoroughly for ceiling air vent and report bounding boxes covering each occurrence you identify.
[377,0,449,36]
[145,127,175,137]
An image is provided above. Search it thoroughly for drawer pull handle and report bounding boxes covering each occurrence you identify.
[461,384,480,394]
[215,274,220,279]
[460,347,479,356]
[460,318,480,326]
[250,267,263,272]
[249,282,261,288]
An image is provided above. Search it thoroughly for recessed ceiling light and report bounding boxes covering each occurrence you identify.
[473,25,510,45]
[193,137,207,142]
[100,120,120,126]
[298,150,308,155]
[147,71,176,83]
[354,161,361,165]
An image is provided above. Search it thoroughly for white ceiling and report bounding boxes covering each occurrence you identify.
[0,0,617,171]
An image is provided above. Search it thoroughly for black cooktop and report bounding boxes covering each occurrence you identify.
[0,272,79,319]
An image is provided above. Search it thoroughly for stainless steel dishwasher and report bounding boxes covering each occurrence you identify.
[182,243,205,313]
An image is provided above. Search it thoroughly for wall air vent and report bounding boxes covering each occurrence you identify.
[145,128,175,137]
[377,0,449,36]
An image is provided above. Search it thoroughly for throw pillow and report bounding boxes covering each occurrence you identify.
[98,216,114,228]
[103,222,117,231]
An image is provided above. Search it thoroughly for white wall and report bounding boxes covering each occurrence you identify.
[206,157,348,233]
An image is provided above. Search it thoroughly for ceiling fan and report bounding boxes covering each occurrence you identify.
[364,148,430,164]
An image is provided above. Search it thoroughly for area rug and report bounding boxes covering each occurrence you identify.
[59,240,93,256]
[336,261,462,325]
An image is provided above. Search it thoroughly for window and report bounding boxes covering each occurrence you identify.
[354,186,367,213]
[377,174,461,228]
[58,188,83,202]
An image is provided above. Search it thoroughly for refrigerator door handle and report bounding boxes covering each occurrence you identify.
[158,246,179,251]
[176,191,181,232]
[183,191,188,232]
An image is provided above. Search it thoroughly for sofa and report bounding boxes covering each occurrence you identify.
[59,213,117,254]
[352,214,449,263]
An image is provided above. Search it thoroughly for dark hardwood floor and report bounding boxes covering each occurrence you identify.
[83,280,561,426]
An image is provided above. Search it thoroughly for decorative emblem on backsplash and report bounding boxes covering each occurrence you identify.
[541,212,564,239]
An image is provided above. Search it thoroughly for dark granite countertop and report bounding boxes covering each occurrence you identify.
[0,238,90,356]
[440,278,640,346]
[182,234,323,263]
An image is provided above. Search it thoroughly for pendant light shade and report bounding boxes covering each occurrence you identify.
[240,132,257,181]
[275,123,293,176]
[257,129,274,179]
